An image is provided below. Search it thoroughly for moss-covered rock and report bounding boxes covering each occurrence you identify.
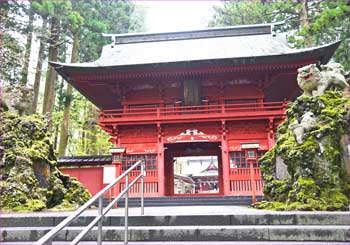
[0,112,91,211]
[253,91,350,211]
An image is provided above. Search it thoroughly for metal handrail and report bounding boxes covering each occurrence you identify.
[35,160,145,245]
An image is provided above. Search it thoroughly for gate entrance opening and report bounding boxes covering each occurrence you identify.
[173,156,219,195]
[164,142,222,196]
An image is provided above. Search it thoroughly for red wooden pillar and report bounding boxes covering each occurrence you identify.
[114,162,122,197]
[157,124,165,196]
[221,121,231,195]
[268,118,275,149]
[110,133,121,198]
[249,159,257,203]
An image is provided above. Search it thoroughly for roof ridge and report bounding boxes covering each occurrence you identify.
[102,22,284,45]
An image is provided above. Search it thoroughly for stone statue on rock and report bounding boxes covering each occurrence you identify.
[253,62,350,211]
[297,63,349,97]
[288,111,317,144]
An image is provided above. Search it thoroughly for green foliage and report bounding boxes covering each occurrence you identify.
[300,0,350,70]
[0,34,24,85]
[209,2,274,26]
[32,0,72,19]
[0,1,26,85]
[210,0,350,69]
[74,0,144,62]
[253,91,350,211]
[66,11,84,34]
[67,92,112,156]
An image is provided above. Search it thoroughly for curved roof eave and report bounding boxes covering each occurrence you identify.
[49,40,341,77]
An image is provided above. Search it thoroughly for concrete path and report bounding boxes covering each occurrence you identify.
[2,205,350,217]
[2,242,350,245]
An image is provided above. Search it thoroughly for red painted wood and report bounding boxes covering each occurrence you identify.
[99,102,286,127]
[60,167,103,196]
[221,124,230,195]
[229,162,264,196]
[63,61,309,198]
[157,132,165,196]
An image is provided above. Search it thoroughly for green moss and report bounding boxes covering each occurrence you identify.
[255,91,350,211]
[263,179,290,202]
[49,200,78,211]
[321,188,349,211]
[252,201,287,211]
[1,112,91,212]
[288,177,320,202]
[11,199,47,212]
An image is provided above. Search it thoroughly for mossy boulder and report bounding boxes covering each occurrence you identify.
[0,112,91,211]
[253,91,350,211]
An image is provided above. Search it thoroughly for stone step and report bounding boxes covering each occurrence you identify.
[1,225,349,242]
[2,213,350,227]
[2,243,350,245]
[116,196,263,207]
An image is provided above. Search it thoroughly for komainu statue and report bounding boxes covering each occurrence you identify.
[297,63,349,96]
[288,111,317,144]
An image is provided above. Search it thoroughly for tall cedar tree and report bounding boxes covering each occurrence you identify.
[20,4,34,85]
[58,0,144,155]
[58,10,83,156]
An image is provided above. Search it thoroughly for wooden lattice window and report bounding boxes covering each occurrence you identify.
[121,154,157,171]
[229,151,266,168]
[230,151,246,168]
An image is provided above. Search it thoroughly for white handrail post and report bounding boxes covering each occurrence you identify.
[97,197,103,245]
[141,161,145,215]
[124,175,129,244]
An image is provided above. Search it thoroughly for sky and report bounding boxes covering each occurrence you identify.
[136,0,222,32]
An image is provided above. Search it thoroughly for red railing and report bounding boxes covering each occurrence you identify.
[99,102,286,124]
[229,167,263,195]
[120,170,159,197]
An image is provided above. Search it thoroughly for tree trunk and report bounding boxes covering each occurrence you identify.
[81,103,88,154]
[58,32,79,156]
[20,6,34,86]
[31,18,47,114]
[54,76,65,151]
[299,0,312,47]
[86,104,99,155]
[42,17,60,115]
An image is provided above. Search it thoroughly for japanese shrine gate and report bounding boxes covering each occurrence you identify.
[54,23,339,198]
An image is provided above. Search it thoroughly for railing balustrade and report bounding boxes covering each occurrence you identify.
[35,160,145,245]
[99,101,287,122]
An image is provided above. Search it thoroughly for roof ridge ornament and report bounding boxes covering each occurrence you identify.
[270,20,285,37]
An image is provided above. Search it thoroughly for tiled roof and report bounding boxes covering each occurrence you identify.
[58,155,112,166]
[50,23,338,70]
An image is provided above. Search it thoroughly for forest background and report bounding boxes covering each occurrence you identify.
[1,0,349,157]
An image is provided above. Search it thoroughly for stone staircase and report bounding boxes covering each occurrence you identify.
[1,208,350,243]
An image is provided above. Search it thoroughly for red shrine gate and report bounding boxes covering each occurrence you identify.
[54,24,339,199]
[102,117,280,198]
